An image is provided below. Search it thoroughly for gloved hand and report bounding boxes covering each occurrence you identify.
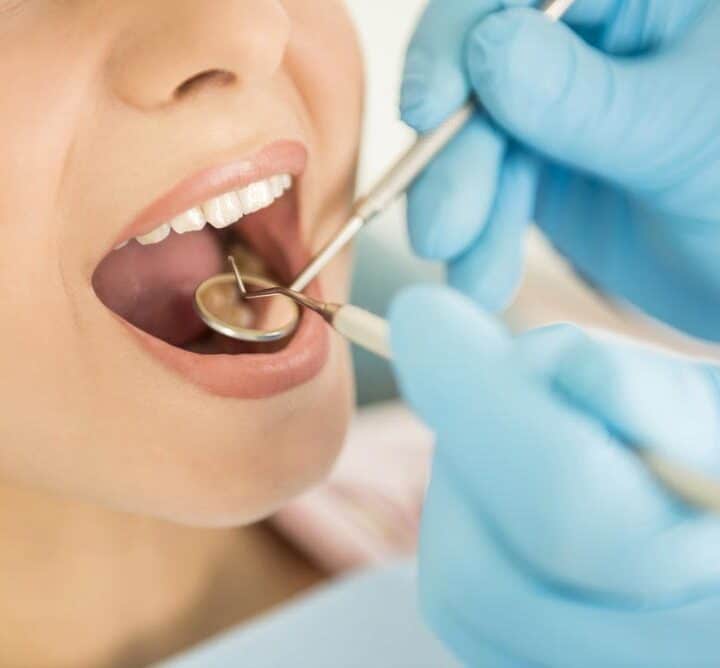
[390,285,720,667]
[400,0,720,340]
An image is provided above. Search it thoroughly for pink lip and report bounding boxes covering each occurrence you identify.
[126,294,330,400]
[113,140,308,249]
[106,139,331,399]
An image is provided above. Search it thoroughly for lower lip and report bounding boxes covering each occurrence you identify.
[125,280,330,400]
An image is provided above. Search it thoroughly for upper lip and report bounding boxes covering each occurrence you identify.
[111,140,308,251]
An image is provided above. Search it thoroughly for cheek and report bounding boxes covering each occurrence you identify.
[283,1,364,296]
[0,9,105,246]
[285,0,364,171]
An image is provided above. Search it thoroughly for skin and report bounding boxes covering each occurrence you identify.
[0,1,363,665]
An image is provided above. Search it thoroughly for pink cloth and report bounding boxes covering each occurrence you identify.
[271,402,434,573]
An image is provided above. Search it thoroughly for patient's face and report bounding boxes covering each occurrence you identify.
[0,0,363,525]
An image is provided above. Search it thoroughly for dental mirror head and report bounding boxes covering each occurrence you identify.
[194,260,300,343]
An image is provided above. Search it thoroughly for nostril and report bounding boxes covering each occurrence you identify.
[174,69,237,99]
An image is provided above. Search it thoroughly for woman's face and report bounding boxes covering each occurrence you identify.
[0,0,363,525]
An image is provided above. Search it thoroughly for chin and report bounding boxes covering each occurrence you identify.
[59,301,357,530]
[150,335,355,528]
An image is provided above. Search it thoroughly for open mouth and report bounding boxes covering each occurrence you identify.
[92,141,331,399]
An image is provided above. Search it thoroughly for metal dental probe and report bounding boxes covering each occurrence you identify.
[244,280,720,517]
[289,0,578,295]
[228,256,247,296]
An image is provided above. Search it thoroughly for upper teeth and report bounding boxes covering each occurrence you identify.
[129,174,293,248]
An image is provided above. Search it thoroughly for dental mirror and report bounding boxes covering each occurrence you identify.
[194,260,301,343]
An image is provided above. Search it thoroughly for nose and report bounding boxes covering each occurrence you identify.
[107,0,291,109]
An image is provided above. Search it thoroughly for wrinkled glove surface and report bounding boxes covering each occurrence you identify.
[391,285,720,666]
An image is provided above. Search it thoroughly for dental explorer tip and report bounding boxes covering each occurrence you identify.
[227,256,247,296]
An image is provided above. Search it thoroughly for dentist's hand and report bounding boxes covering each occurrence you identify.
[401,0,720,340]
[390,285,720,667]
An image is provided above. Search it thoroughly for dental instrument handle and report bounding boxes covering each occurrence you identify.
[290,213,366,293]
[329,304,392,360]
[289,0,574,294]
[326,312,720,514]
[290,103,471,294]
[345,314,720,514]
[639,452,720,515]
[352,105,474,224]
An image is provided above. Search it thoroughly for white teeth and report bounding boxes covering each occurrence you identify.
[171,207,206,234]
[122,174,293,249]
[114,240,128,251]
[270,175,285,198]
[238,181,274,215]
[202,192,243,229]
[137,223,171,246]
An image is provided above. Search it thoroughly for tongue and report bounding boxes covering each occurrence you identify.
[93,228,224,346]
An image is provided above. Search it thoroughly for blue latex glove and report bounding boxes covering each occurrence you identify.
[401,0,720,340]
[390,285,720,667]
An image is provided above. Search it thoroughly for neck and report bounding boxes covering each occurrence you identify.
[0,483,323,668]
